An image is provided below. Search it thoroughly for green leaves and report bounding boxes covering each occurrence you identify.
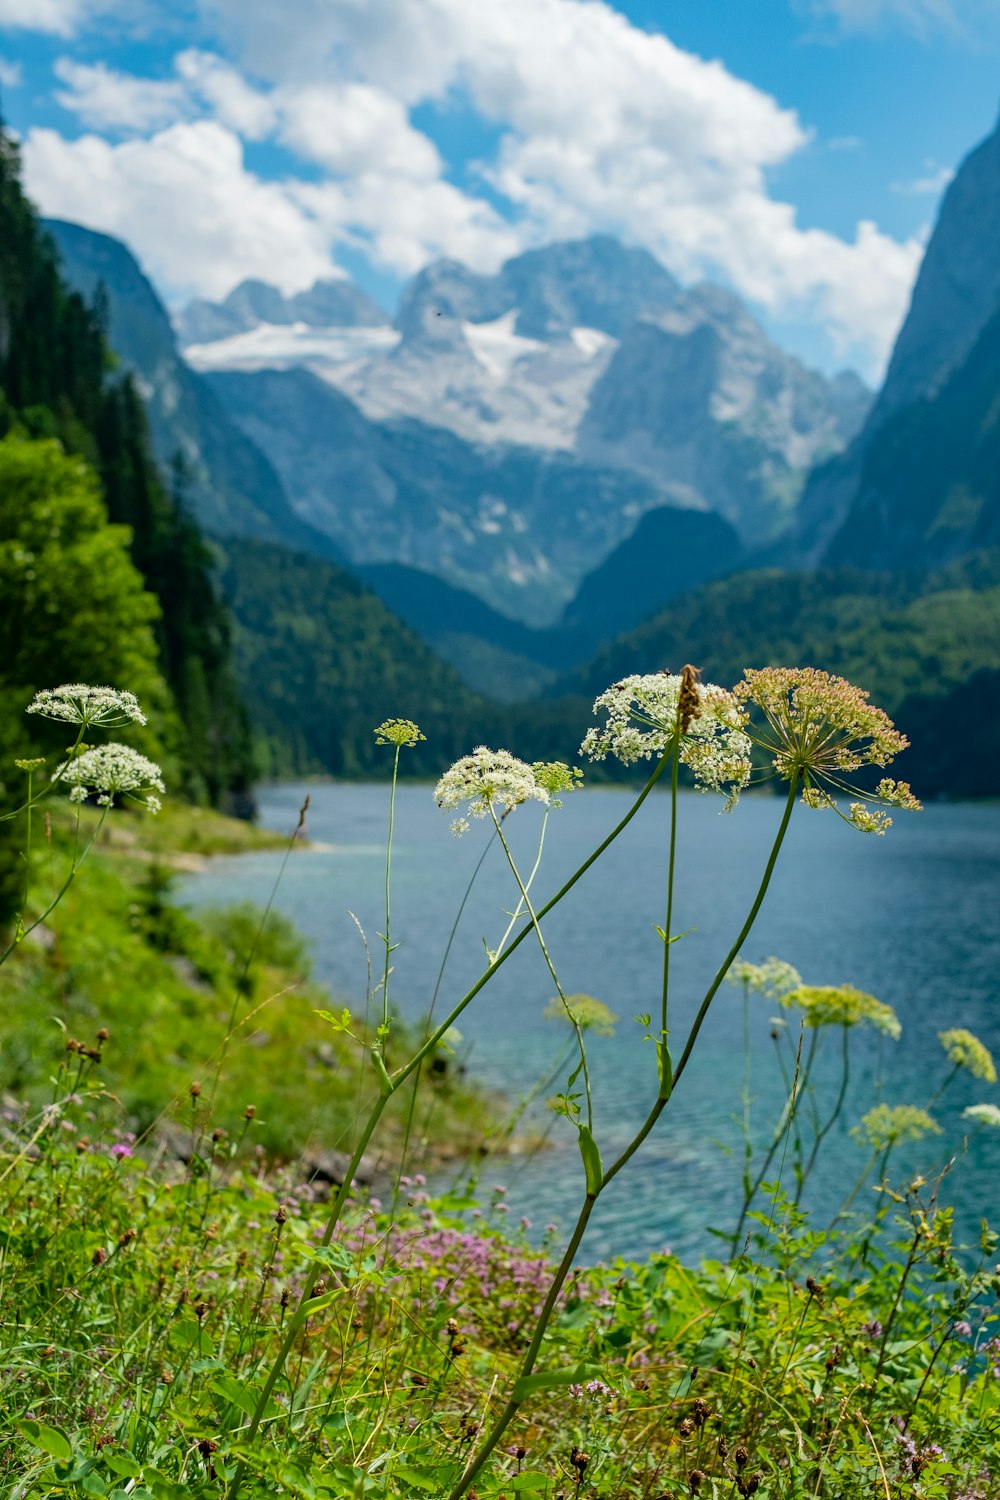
[577,1123,604,1196]
[19,1419,74,1461]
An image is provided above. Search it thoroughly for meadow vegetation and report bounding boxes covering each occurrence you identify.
[2,674,999,1500]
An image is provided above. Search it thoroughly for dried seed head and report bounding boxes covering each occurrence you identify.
[189,1081,201,1097]
[96,1028,110,1043]
[274,1205,287,1225]
[91,1247,107,1267]
[689,1470,706,1492]
[734,1446,750,1469]
[678,664,702,733]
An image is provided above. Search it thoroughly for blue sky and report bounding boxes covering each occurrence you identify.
[1,0,998,381]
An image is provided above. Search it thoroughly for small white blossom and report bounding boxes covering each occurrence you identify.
[581,672,751,799]
[963,1104,1000,1129]
[54,744,165,812]
[26,684,147,728]
[434,747,546,832]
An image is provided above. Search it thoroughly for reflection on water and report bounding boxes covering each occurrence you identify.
[180,783,1000,1261]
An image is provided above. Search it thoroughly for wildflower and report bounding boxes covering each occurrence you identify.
[733,668,920,832]
[434,747,547,833]
[962,1104,1000,1129]
[530,761,583,805]
[110,1143,132,1159]
[780,984,901,1038]
[543,993,618,1036]
[27,684,147,728]
[374,718,425,748]
[581,671,751,800]
[851,1104,941,1152]
[939,1028,997,1083]
[727,956,802,1000]
[53,744,165,812]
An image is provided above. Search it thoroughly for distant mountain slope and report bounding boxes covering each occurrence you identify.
[796,113,1000,566]
[560,504,743,642]
[214,536,518,778]
[204,364,680,624]
[45,219,345,561]
[179,275,388,344]
[545,553,1000,797]
[577,283,868,545]
[184,234,867,550]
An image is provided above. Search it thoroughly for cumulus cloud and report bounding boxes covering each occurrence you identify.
[0,55,22,87]
[199,0,921,372]
[53,58,189,131]
[23,0,926,371]
[22,121,337,300]
[0,0,91,34]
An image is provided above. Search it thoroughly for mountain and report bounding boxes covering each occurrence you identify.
[44,220,345,561]
[560,504,743,642]
[546,551,1000,798]
[204,364,682,624]
[577,284,869,545]
[797,114,1000,566]
[178,275,388,344]
[184,235,867,554]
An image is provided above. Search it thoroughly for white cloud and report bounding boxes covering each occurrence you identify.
[890,161,955,195]
[21,121,337,301]
[828,135,863,151]
[53,58,189,131]
[0,0,90,35]
[0,55,22,86]
[174,49,276,139]
[198,0,919,374]
[800,0,1000,38]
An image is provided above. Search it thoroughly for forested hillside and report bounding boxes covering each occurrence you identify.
[0,123,257,920]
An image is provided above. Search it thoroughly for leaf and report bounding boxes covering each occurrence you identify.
[656,1040,673,1101]
[510,1475,552,1493]
[577,1124,603,1196]
[19,1419,74,1461]
[513,1361,605,1401]
[392,1468,441,1492]
[104,1452,142,1478]
[315,1007,352,1032]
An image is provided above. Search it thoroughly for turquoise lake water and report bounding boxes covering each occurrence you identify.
[180,783,1000,1262]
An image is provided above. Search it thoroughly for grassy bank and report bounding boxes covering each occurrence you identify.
[0,801,497,1166]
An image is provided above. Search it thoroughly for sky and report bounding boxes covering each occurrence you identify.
[0,0,998,382]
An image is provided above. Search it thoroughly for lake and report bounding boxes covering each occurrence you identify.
[180,783,1000,1263]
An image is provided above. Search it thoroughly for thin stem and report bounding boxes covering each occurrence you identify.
[0,803,108,967]
[380,747,401,1029]
[659,734,681,1043]
[602,776,800,1193]
[797,1025,851,1197]
[393,751,675,1091]
[226,1091,391,1500]
[491,809,593,1128]
[447,1195,598,1500]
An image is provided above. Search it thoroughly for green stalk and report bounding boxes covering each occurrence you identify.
[380,745,401,1029]
[446,1194,598,1500]
[601,776,800,1193]
[660,734,681,1043]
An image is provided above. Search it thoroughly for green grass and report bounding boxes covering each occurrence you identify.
[0,802,497,1164]
[1,1113,998,1498]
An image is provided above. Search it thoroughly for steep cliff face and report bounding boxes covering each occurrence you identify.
[578,285,868,545]
[798,113,1000,568]
[46,219,343,559]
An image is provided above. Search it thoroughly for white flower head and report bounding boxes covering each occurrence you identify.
[581,671,751,801]
[27,684,147,729]
[54,744,165,812]
[435,747,547,832]
[963,1104,1000,1129]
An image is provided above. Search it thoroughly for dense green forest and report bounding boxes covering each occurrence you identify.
[550,553,1000,797]
[0,124,253,808]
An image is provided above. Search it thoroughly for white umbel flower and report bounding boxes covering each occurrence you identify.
[54,744,165,811]
[434,747,547,833]
[27,684,147,728]
[581,672,752,798]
